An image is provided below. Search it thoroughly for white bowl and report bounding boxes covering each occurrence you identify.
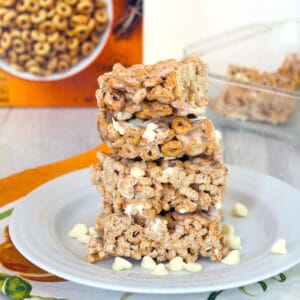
[0,0,113,82]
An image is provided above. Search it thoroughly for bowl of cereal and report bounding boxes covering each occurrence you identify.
[0,0,112,81]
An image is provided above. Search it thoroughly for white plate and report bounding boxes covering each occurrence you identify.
[9,166,300,294]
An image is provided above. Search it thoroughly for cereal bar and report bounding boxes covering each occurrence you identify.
[91,152,227,218]
[86,211,229,263]
[279,53,300,85]
[209,65,296,124]
[95,55,208,118]
[97,112,222,161]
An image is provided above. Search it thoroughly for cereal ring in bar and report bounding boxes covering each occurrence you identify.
[161,140,183,157]
[171,116,192,135]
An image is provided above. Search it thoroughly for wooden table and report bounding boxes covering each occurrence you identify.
[1,107,299,190]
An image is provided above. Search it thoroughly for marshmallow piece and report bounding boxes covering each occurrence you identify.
[221,250,241,265]
[231,202,248,217]
[130,167,146,178]
[68,224,88,238]
[182,262,203,273]
[116,111,133,121]
[141,256,157,270]
[142,123,158,142]
[271,239,287,254]
[151,264,169,276]
[112,257,133,271]
[77,234,90,244]
[222,224,235,235]
[225,235,242,250]
[166,257,184,271]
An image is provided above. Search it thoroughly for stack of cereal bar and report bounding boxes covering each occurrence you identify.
[87,55,229,264]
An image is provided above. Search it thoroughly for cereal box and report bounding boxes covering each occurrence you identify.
[0,0,143,106]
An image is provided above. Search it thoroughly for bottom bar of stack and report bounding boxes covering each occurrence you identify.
[86,210,228,263]
[87,151,229,264]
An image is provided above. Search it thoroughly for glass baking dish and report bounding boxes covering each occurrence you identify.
[184,20,300,145]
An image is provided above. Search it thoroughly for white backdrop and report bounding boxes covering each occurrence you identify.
[144,0,300,63]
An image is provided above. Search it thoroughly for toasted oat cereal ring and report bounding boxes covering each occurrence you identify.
[1,33,11,50]
[155,123,175,143]
[71,56,79,66]
[71,14,89,25]
[124,128,141,145]
[45,7,55,18]
[11,63,24,72]
[16,2,27,12]
[95,22,107,33]
[34,42,50,56]
[0,48,5,57]
[58,53,71,63]
[161,140,183,157]
[25,59,38,69]
[75,25,89,41]
[91,32,101,43]
[111,136,126,149]
[119,144,139,159]
[31,10,47,24]
[16,14,31,30]
[67,37,79,50]
[81,41,94,57]
[10,29,21,38]
[39,20,54,33]
[172,117,192,135]
[12,38,26,54]
[56,3,72,17]
[52,15,68,30]
[0,8,8,17]
[47,32,59,43]
[186,140,206,157]
[24,0,39,12]
[69,48,79,58]
[140,145,161,161]
[18,54,30,64]
[64,0,78,5]
[53,37,67,52]
[47,57,58,71]
[94,9,108,24]
[76,1,94,14]
[2,0,16,7]
[39,0,53,8]
[21,30,30,40]
[95,0,106,8]
[34,55,46,65]
[87,19,96,32]
[57,59,70,73]
[28,65,43,75]
[31,30,46,42]
[7,52,17,63]
[3,10,17,27]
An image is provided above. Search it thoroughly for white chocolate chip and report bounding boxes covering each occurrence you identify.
[130,167,146,178]
[112,257,132,271]
[271,239,287,254]
[166,257,184,271]
[222,224,235,235]
[151,263,169,276]
[77,234,90,244]
[112,118,126,135]
[88,226,99,238]
[68,224,88,238]
[116,111,133,121]
[231,202,248,217]
[141,256,157,270]
[221,250,241,265]
[224,234,242,250]
[214,130,222,144]
[182,262,203,273]
[215,202,222,210]
[142,123,158,142]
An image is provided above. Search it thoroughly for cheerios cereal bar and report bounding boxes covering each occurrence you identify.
[90,152,227,218]
[95,55,208,118]
[86,211,229,263]
[97,112,222,161]
[209,64,296,124]
[278,53,300,86]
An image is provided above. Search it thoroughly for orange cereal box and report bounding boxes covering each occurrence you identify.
[0,0,143,106]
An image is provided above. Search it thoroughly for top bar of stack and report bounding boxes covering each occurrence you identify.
[96,55,221,162]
